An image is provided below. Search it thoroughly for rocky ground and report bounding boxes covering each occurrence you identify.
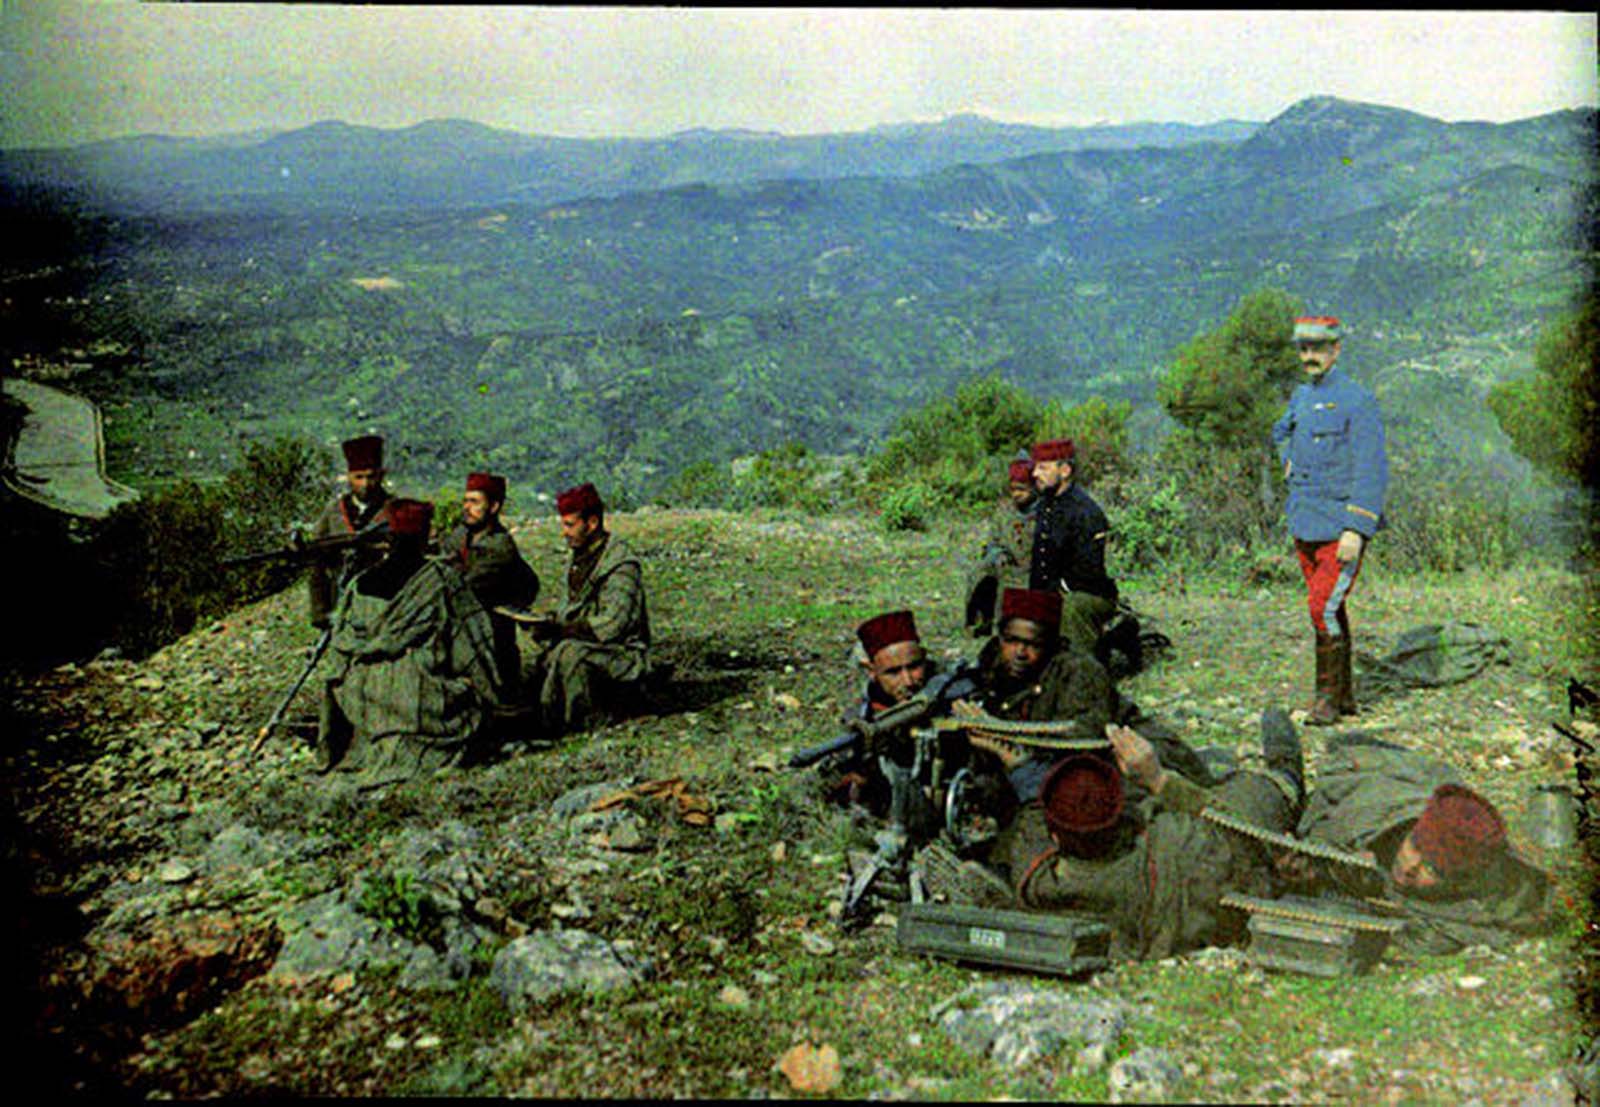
[4,507,1596,1100]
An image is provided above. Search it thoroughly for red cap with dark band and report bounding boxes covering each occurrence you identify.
[555,482,604,517]
[341,435,384,472]
[857,610,919,658]
[1000,587,1062,632]
[1041,754,1125,838]
[1411,784,1507,878]
[384,497,434,538]
[1031,439,1075,463]
[466,472,507,503]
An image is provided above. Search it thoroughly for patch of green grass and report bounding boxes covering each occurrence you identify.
[356,870,447,951]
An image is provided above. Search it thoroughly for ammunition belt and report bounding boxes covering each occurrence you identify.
[936,715,1110,751]
[1220,892,1407,933]
[1198,806,1383,873]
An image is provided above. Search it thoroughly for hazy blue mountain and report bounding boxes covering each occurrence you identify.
[0,114,1258,215]
[1,97,1592,496]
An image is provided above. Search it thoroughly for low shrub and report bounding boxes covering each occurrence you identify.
[878,481,943,532]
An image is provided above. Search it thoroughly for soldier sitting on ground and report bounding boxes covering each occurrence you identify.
[518,482,650,740]
[962,587,1118,804]
[316,498,502,781]
[307,434,393,630]
[963,455,1038,638]
[960,587,1217,889]
[814,610,952,818]
[446,472,539,694]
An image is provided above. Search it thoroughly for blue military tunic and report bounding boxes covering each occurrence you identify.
[1028,482,1118,603]
[1272,365,1388,543]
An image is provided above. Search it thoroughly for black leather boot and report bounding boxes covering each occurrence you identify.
[1259,706,1305,805]
[1305,633,1340,726]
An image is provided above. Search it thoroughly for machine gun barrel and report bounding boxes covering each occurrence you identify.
[787,668,980,769]
[220,521,390,569]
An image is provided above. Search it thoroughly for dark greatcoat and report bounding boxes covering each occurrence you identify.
[1296,735,1553,956]
[521,532,650,733]
[306,489,391,628]
[446,518,539,689]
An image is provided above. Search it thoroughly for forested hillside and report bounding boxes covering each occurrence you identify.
[0,96,1592,499]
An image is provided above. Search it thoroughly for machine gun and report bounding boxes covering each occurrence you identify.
[219,521,391,569]
[788,667,979,929]
[240,514,391,754]
[834,708,1113,930]
[788,667,981,770]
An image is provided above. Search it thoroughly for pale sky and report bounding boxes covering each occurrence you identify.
[1,4,1595,149]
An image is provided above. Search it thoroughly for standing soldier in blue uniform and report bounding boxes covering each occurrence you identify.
[1027,438,1118,657]
[1271,315,1388,725]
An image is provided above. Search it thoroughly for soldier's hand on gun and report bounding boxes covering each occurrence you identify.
[1107,724,1167,794]
[1336,529,1364,563]
[949,698,985,720]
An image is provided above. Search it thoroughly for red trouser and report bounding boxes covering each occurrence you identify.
[1294,539,1363,637]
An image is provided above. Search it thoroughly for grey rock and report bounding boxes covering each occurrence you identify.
[936,982,1127,1071]
[598,813,650,851]
[271,890,396,979]
[1108,1047,1186,1104]
[155,859,196,884]
[489,928,648,1009]
[204,823,283,873]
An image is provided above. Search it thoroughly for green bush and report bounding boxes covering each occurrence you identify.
[657,459,731,509]
[1105,474,1190,575]
[878,481,943,532]
[866,375,1043,507]
[1379,443,1527,573]
[219,435,333,544]
[74,433,334,660]
[426,484,465,538]
[96,480,231,656]
[864,375,1135,514]
[722,441,860,515]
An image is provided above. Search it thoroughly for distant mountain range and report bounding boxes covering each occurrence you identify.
[0,112,1259,215]
[0,96,1593,496]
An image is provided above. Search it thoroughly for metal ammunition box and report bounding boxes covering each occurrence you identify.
[896,903,1110,977]
[1223,893,1405,978]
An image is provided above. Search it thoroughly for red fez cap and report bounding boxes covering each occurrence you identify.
[466,472,507,503]
[1041,754,1125,838]
[555,482,604,517]
[1000,587,1062,633]
[1031,439,1075,463]
[1008,458,1035,484]
[857,610,919,658]
[341,435,384,472]
[1411,784,1507,878]
[384,497,434,538]
[1293,316,1343,342]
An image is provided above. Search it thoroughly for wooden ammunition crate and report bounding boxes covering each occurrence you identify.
[896,903,1110,977]
[1224,893,1404,978]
